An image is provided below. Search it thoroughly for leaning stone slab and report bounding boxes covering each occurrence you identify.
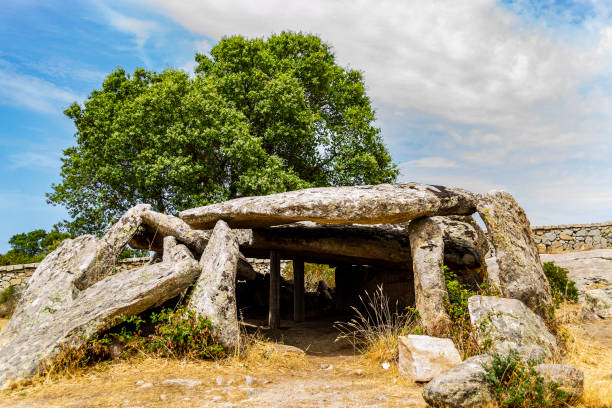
[534,364,583,400]
[0,242,201,389]
[1,204,151,344]
[188,220,241,353]
[409,217,452,337]
[422,354,495,408]
[477,191,553,312]
[468,296,557,361]
[398,335,462,382]
[583,288,612,319]
[179,182,477,229]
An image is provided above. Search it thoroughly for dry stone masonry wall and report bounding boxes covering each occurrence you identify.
[0,257,149,292]
[532,222,612,253]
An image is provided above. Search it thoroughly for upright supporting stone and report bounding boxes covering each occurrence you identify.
[293,258,305,322]
[269,250,281,329]
[408,217,452,337]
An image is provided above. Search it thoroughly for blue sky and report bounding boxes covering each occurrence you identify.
[1,0,611,252]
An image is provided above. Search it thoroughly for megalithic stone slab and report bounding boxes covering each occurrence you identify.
[0,244,201,389]
[179,182,477,229]
[1,204,151,345]
[477,191,553,312]
[409,217,452,337]
[188,220,241,352]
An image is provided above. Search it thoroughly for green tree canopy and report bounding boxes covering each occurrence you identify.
[48,32,398,234]
[0,229,71,266]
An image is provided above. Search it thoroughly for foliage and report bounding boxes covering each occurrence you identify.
[283,261,336,292]
[0,229,71,266]
[70,308,224,369]
[48,32,398,235]
[0,285,16,304]
[334,285,422,363]
[442,263,497,358]
[483,351,570,408]
[542,262,579,305]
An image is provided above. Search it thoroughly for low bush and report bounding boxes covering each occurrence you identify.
[283,262,335,291]
[50,307,224,375]
[442,264,496,358]
[542,262,579,305]
[483,350,570,408]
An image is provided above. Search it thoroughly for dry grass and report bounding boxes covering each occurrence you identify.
[560,324,612,408]
[334,285,421,364]
[554,303,612,408]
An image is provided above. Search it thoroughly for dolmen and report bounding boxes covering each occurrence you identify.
[0,182,555,389]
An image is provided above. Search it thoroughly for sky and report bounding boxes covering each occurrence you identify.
[0,0,611,252]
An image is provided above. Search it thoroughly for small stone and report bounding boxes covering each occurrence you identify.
[583,289,612,319]
[559,232,574,241]
[245,388,261,396]
[139,383,152,389]
[159,394,167,401]
[382,362,390,370]
[245,375,254,386]
[320,363,333,370]
[422,355,495,408]
[162,379,202,387]
[375,395,388,401]
[215,376,224,386]
[398,335,462,382]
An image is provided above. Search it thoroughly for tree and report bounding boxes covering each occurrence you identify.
[0,229,71,266]
[48,32,398,234]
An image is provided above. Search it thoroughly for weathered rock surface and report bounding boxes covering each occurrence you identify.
[422,354,495,408]
[534,364,584,400]
[540,249,612,299]
[398,335,462,382]
[468,296,557,361]
[131,211,211,254]
[188,220,240,352]
[583,289,612,319]
[1,204,151,344]
[477,191,553,312]
[180,182,477,229]
[409,217,452,337]
[433,216,489,271]
[0,240,201,389]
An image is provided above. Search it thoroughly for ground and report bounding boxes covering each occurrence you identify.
[0,249,611,408]
[0,317,426,408]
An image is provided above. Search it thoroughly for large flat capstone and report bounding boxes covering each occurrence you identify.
[179,182,477,229]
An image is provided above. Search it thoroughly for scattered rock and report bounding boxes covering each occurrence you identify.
[180,182,477,229]
[245,375,254,387]
[408,217,452,337]
[468,296,557,361]
[264,343,305,355]
[188,220,241,353]
[477,191,553,313]
[215,376,224,386]
[534,364,583,400]
[422,354,495,408]
[162,379,202,387]
[583,289,612,319]
[398,335,462,382]
[382,362,390,370]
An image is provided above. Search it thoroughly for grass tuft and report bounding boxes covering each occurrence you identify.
[334,285,421,363]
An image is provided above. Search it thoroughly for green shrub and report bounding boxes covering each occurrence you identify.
[0,285,16,304]
[483,350,569,408]
[542,262,579,304]
[283,262,335,291]
[83,307,224,364]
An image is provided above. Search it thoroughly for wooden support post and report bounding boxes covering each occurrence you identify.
[268,250,281,329]
[293,258,305,322]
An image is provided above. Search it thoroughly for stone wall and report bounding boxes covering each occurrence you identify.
[0,257,150,292]
[532,222,612,253]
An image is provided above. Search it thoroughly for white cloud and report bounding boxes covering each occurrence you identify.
[0,66,80,114]
[401,157,459,169]
[8,151,61,170]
